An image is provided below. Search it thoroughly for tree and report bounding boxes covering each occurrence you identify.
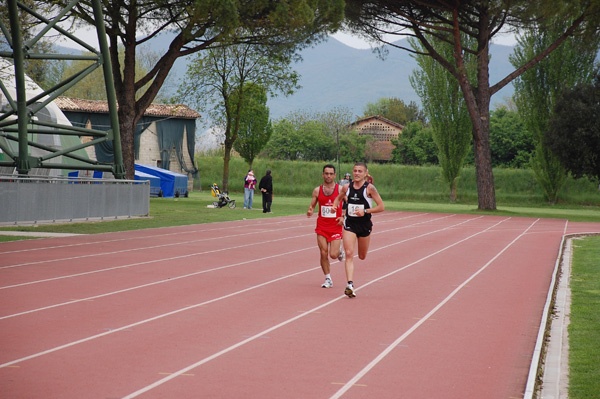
[263,119,335,161]
[61,48,156,101]
[232,83,273,169]
[345,0,600,209]
[488,108,532,168]
[410,36,473,202]
[545,72,600,183]
[59,0,345,179]
[511,14,600,202]
[339,130,369,163]
[177,41,299,192]
[390,121,437,166]
[362,97,425,125]
[279,107,355,170]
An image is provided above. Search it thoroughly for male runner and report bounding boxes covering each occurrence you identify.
[333,162,385,297]
[307,164,344,288]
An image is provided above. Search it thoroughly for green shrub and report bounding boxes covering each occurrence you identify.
[195,156,600,206]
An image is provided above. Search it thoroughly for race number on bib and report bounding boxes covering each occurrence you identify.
[347,204,364,217]
[320,206,337,218]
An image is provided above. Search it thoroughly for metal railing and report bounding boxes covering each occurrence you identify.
[0,175,149,225]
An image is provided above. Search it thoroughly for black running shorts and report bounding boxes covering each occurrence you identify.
[343,219,373,238]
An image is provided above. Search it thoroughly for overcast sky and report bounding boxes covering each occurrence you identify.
[58,27,517,51]
[331,30,518,48]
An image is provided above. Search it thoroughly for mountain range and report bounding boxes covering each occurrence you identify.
[265,37,516,119]
[55,33,517,121]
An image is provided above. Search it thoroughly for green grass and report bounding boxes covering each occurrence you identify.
[197,157,600,206]
[568,236,600,399]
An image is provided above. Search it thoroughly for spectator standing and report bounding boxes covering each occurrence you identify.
[339,172,351,186]
[243,170,257,209]
[259,169,273,213]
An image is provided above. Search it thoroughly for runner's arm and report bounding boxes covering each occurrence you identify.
[366,184,385,214]
[307,186,320,217]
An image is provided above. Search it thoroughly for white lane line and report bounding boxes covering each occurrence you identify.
[0,212,408,269]
[0,213,425,287]
[0,223,311,270]
[0,231,313,291]
[0,217,304,255]
[0,214,477,367]
[0,214,441,316]
[328,218,539,399]
[0,266,319,369]
[122,216,510,398]
[0,246,312,320]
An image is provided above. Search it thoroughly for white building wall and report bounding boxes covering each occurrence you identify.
[137,122,161,167]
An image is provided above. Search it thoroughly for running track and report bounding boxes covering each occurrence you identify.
[1,211,599,399]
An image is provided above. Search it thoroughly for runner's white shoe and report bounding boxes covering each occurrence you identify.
[344,285,356,298]
[321,277,333,288]
[338,248,345,262]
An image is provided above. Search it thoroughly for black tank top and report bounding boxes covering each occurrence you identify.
[346,182,372,221]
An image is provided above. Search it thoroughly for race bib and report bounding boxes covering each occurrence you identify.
[320,206,337,218]
[347,204,364,217]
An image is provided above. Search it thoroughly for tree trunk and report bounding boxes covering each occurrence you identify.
[472,124,496,210]
[222,144,231,193]
[449,178,457,203]
[451,12,496,210]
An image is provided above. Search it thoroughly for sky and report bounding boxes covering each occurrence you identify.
[331,30,518,48]
[58,27,518,51]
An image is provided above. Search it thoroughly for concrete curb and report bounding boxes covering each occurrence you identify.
[0,231,83,237]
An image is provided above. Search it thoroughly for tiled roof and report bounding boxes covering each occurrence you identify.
[55,97,201,119]
[350,115,404,129]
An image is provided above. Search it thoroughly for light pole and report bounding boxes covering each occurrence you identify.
[336,127,340,179]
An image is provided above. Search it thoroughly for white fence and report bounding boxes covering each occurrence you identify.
[0,175,150,225]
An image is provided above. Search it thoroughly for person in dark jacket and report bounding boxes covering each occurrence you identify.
[258,169,273,213]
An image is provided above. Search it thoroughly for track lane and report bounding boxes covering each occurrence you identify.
[1,213,598,399]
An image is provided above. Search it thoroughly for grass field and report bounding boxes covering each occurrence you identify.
[568,236,600,399]
[196,156,600,206]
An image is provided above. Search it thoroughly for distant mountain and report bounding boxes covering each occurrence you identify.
[53,33,516,121]
[266,37,516,119]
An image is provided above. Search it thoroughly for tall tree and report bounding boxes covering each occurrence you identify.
[545,71,600,183]
[177,41,299,191]
[232,83,273,169]
[58,0,344,179]
[410,36,473,202]
[510,14,600,203]
[345,0,600,209]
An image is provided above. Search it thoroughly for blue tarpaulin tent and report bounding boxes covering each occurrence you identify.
[135,164,188,198]
[134,170,162,197]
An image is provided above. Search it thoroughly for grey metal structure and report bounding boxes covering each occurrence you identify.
[0,175,150,224]
[0,0,125,178]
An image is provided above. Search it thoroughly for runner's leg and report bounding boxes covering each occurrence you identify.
[317,234,330,275]
[357,235,371,260]
[342,230,357,282]
[330,238,342,260]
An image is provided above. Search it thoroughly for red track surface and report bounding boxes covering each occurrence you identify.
[1,212,599,399]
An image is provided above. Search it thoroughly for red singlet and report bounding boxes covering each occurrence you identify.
[315,184,343,241]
